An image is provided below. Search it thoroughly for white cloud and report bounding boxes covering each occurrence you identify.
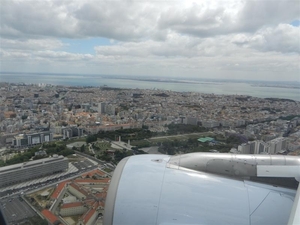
[232,24,300,53]
[0,38,64,51]
[0,0,299,81]
[2,0,298,40]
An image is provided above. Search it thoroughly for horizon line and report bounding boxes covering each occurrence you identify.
[0,71,299,83]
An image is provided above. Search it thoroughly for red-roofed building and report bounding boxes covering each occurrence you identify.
[40,171,110,224]
[51,180,70,199]
[42,209,62,225]
[95,192,107,200]
[78,202,100,225]
[81,169,107,178]
[68,182,89,200]
[60,202,87,217]
[84,199,96,207]
[75,178,110,184]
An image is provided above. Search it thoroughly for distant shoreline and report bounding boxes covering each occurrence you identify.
[103,77,223,85]
[251,84,300,89]
[1,71,299,85]
[0,73,299,101]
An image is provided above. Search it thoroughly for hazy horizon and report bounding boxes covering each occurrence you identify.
[1,71,299,84]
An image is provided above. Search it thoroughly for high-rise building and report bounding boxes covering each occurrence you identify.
[98,102,106,114]
[238,141,256,154]
[62,127,84,139]
[268,137,287,154]
[255,141,268,154]
[237,138,287,155]
[185,117,198,125]
[13,131,53,148]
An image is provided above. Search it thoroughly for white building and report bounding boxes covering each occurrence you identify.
[237,138,288,155]
[60,202,88,217]
[268,137,287,154]
[0,155,68,188]
[238,141,256,154]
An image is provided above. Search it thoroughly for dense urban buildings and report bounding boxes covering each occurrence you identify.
[0,82,300,154]
[237,137,287,154]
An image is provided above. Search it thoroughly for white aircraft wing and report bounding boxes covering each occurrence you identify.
[104,153,300,225]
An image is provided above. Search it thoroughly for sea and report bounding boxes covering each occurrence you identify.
[1,73,299,101]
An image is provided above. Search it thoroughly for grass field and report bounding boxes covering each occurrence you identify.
[130,132,215,146]
[94,141,111,151]
[130,140,151,147]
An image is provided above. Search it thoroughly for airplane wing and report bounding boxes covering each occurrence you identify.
[104,153,300,225]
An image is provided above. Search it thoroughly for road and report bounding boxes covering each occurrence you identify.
[88,143,95,154]
[149,132,213,140]
[140,146,161,154]
[1,196,36,224]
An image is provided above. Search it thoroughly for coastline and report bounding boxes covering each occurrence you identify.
[0,73,299,102]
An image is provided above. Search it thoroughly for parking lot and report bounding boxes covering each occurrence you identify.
[0,196,36,224]
[0,163,78,195]
[73,158,96,170]
[0,158,100,199]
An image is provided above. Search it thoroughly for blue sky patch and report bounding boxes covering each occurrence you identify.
[290,19,300,27]
[61,37,112,54]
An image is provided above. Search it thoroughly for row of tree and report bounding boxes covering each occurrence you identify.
[87,124,209,145]
[166,124,208,135]
[158,134,248,155]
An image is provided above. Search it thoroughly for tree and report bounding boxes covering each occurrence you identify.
[167,148,175,155]
[80,144,85,152]
[86,135,97,144]
[114,150,126,162]
[142,125,149,129]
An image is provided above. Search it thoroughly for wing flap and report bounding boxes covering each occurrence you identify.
[288,184,300,225]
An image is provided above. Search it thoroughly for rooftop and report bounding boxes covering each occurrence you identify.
[42,209,61,224]
[81,202,99,224]
[69,182,89,197]
[0,155,66,173]
[82,169,106,178]
[75,178,110,184]
[51,180,70,199]
[61,201,83,209]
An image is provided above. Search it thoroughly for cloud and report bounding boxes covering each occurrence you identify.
[0,38,64,51]
[0,0,299,81]
[2,0,297,41]
[0,0,160,41]
[92,34,299,80]
[35,51,93,61]
[238,0,300,30]
[0,0,78,39]
[232,24,300,53]
[158,0,300,37]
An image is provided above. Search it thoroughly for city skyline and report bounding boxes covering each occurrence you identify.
[1,0,299,81]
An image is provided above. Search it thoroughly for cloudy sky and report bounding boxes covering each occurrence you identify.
[1,0,299,81]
